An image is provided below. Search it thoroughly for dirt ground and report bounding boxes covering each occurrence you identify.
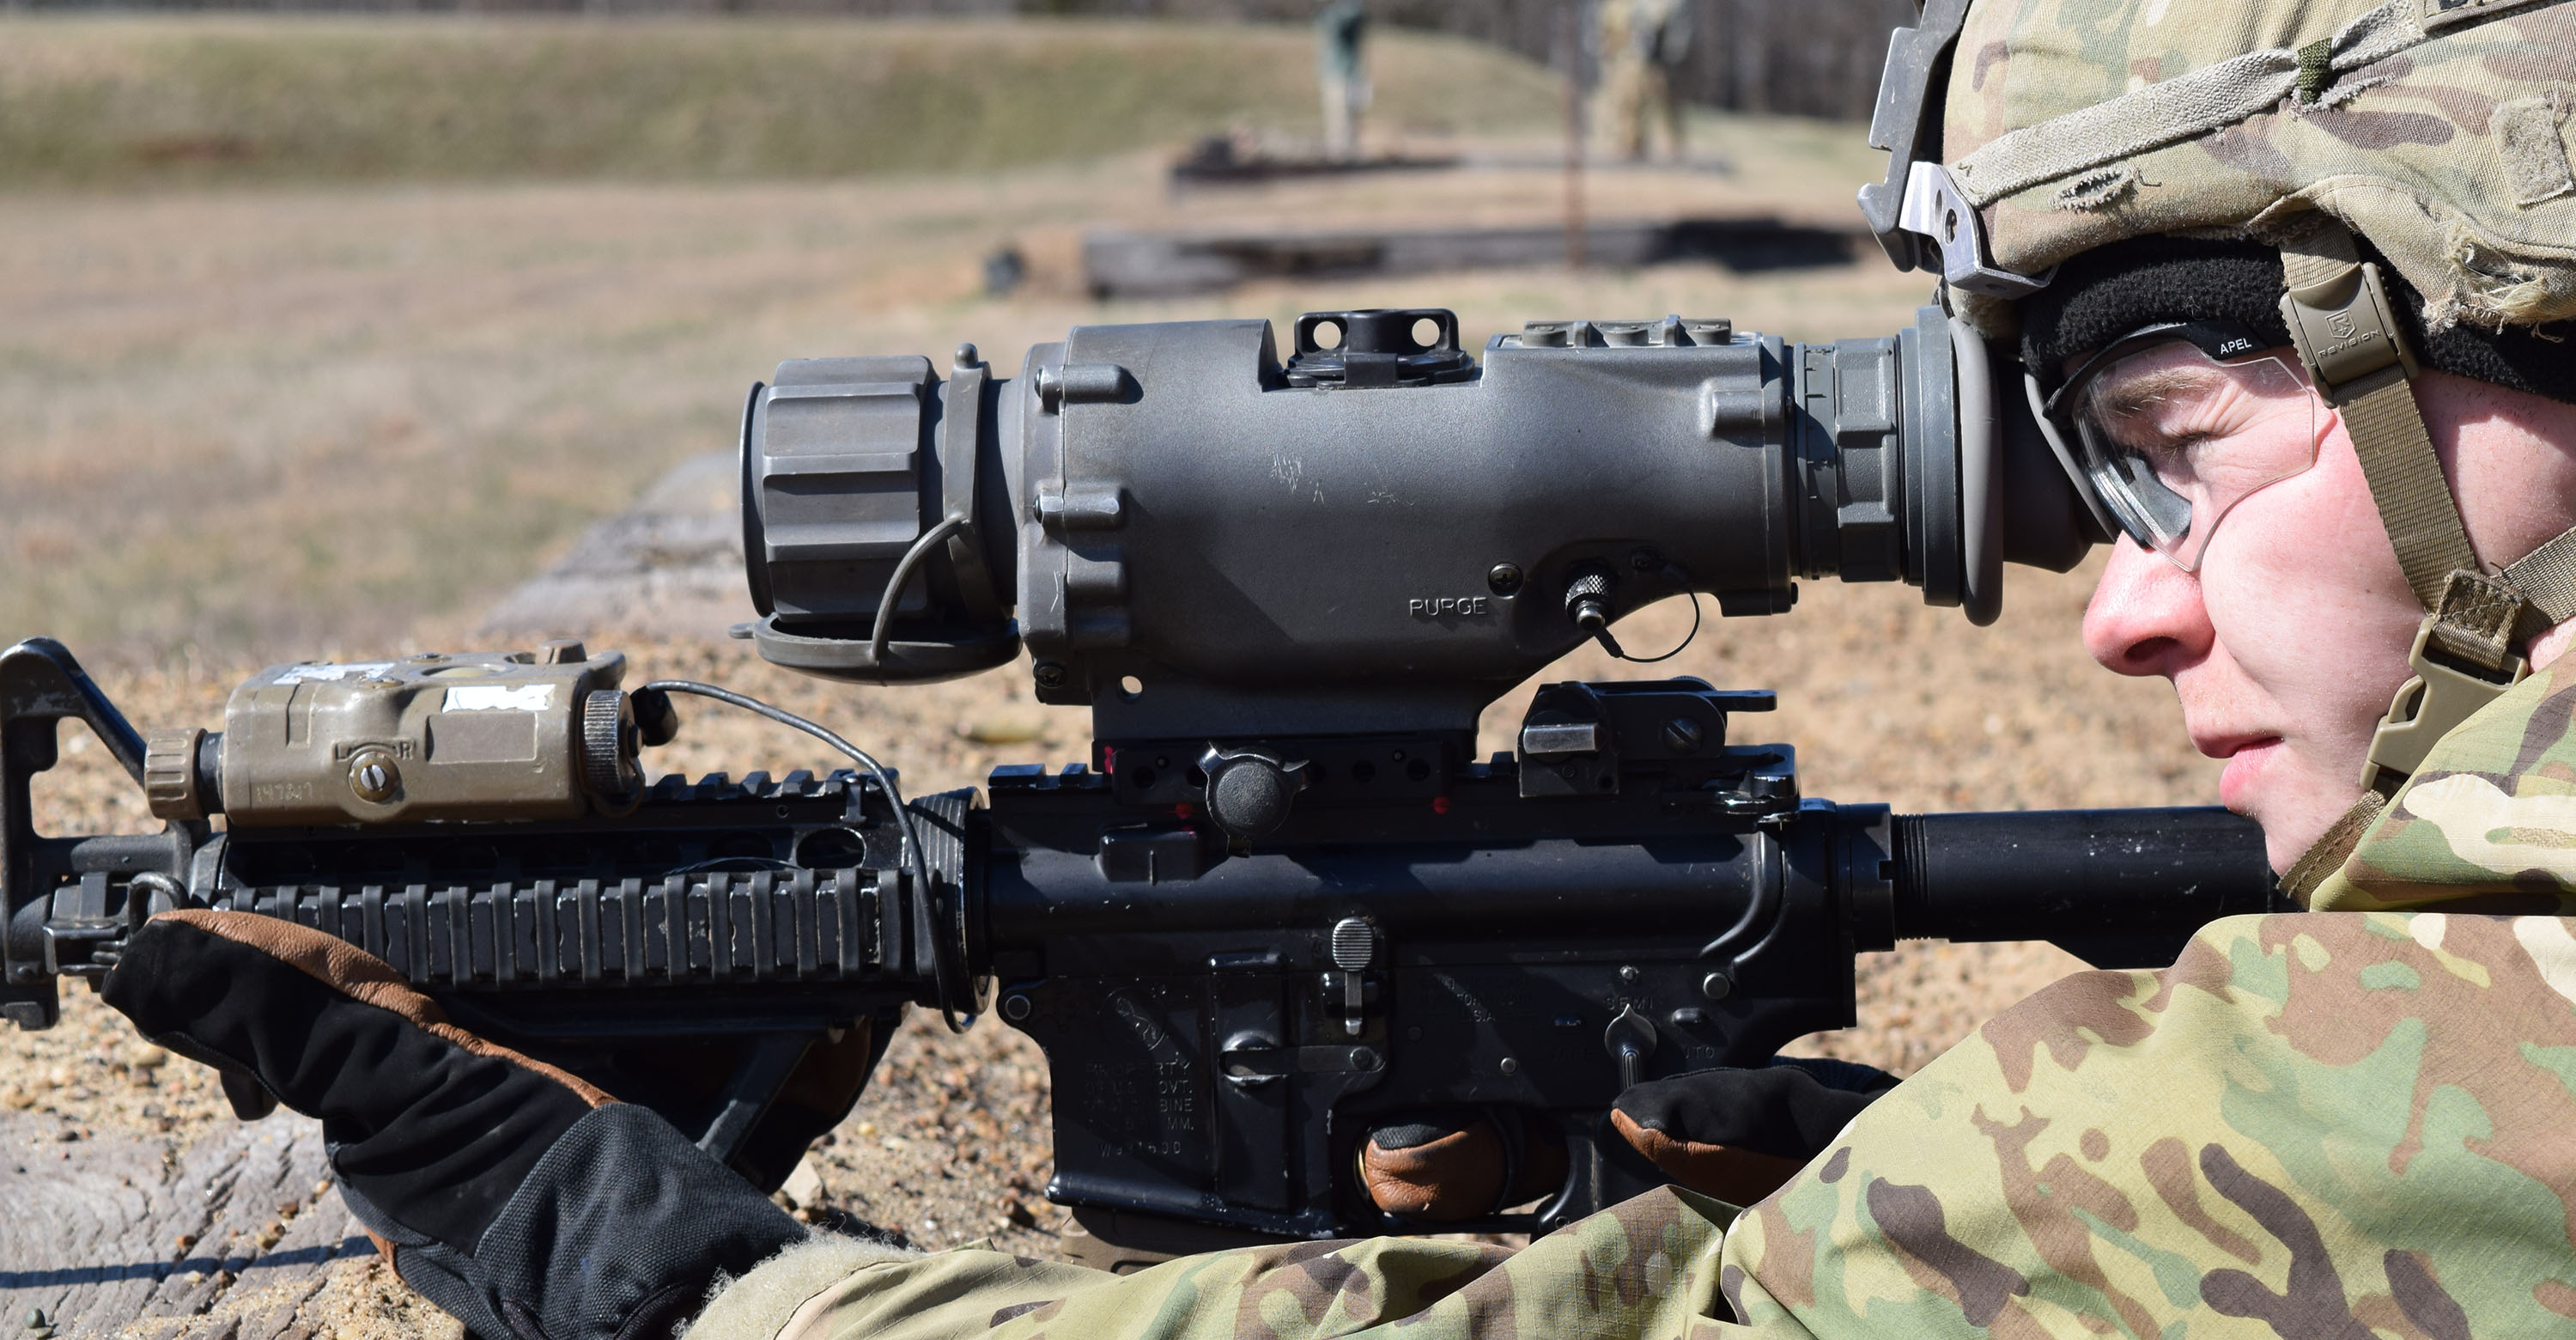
[3,82,2219,1334]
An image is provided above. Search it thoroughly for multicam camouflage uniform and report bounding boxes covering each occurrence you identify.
[683,663,2576,1340]
[1597,0,1692,162]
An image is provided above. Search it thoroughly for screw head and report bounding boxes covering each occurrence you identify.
[1662,716,1704,754]
[1486,563,1524,595]
[348,750,400,804]
[1629,546,1662,572]
[1032,661,1068,690]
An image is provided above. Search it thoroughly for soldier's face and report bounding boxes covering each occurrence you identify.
[2082,370,2576,871]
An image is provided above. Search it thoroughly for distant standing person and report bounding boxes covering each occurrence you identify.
[1317,0,1370,161]
[1599,0,1692,161]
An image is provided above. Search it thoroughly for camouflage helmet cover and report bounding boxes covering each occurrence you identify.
[1939,0,2576,337]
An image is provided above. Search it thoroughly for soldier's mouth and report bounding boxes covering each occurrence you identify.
[2215,736,2284,813]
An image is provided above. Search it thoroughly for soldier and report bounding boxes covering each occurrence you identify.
[1317,0,1370,162]
[95,1,2576,1336]
[1598,0,1692,161]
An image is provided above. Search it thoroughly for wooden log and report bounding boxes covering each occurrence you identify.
[0,1111,376,1339]
[1081,216,1862,299]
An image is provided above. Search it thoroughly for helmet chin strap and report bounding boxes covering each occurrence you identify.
[2276,216,2576,900]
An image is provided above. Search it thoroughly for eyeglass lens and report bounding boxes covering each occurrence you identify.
[2067,342,2321,571]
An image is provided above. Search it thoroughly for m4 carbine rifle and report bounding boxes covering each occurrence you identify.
[3,306,2281,1255]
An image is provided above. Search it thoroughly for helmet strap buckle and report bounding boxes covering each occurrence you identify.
[2280,253,2418,404]
[2361,590,2530,797]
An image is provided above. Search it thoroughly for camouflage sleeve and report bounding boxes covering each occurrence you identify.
[691,1185,1746,1340]
[1720,911,2576,1337]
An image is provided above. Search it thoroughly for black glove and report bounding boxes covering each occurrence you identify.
[101,910,809,1340]
[555,1024,890,1195]
[1612,1057,1899,1203]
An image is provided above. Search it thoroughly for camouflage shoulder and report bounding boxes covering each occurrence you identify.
[710,1185,1739,1340]
[1721,911,2576,1336]
[2315,655,2576,911]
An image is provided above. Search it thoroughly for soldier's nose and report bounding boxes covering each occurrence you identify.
[2084,536,2212,679]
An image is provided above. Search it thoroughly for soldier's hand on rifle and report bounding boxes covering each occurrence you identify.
[100,910,809,1340]
[1354,1106,1571,1221]
[1608,1057,1898,1203]
[1358,1057,1896,1218]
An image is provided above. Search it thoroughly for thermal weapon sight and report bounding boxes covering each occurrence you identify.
[738,304,2108,749]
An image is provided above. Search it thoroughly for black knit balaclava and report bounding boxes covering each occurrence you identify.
[2017,234,2576,405]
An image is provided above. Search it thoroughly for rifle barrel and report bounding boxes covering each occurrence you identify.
[1890,807,2282,965]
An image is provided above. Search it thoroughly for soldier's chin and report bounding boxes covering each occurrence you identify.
[2217,739,2283,817]
[2226,737,2287,830]
[2219,739,2320,874]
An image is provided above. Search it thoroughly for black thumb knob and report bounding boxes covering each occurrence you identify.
[1200,746,1308,841]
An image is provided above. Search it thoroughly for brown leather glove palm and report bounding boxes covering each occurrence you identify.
[1356,1107,1569,1221]
[101,910,808,1340]
[1357,1058,1899,1218]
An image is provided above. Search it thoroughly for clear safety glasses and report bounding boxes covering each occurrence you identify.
[2043,322,2324,572]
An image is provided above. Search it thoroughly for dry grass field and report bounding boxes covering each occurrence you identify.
[0,15,1567,186]
[1,17,2221,1337]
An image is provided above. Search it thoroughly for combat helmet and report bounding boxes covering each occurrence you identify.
[1862,0,2576,873]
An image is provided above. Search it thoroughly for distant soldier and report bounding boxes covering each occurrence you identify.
[1317,0,1370,161]
[1597,0,1692,161]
